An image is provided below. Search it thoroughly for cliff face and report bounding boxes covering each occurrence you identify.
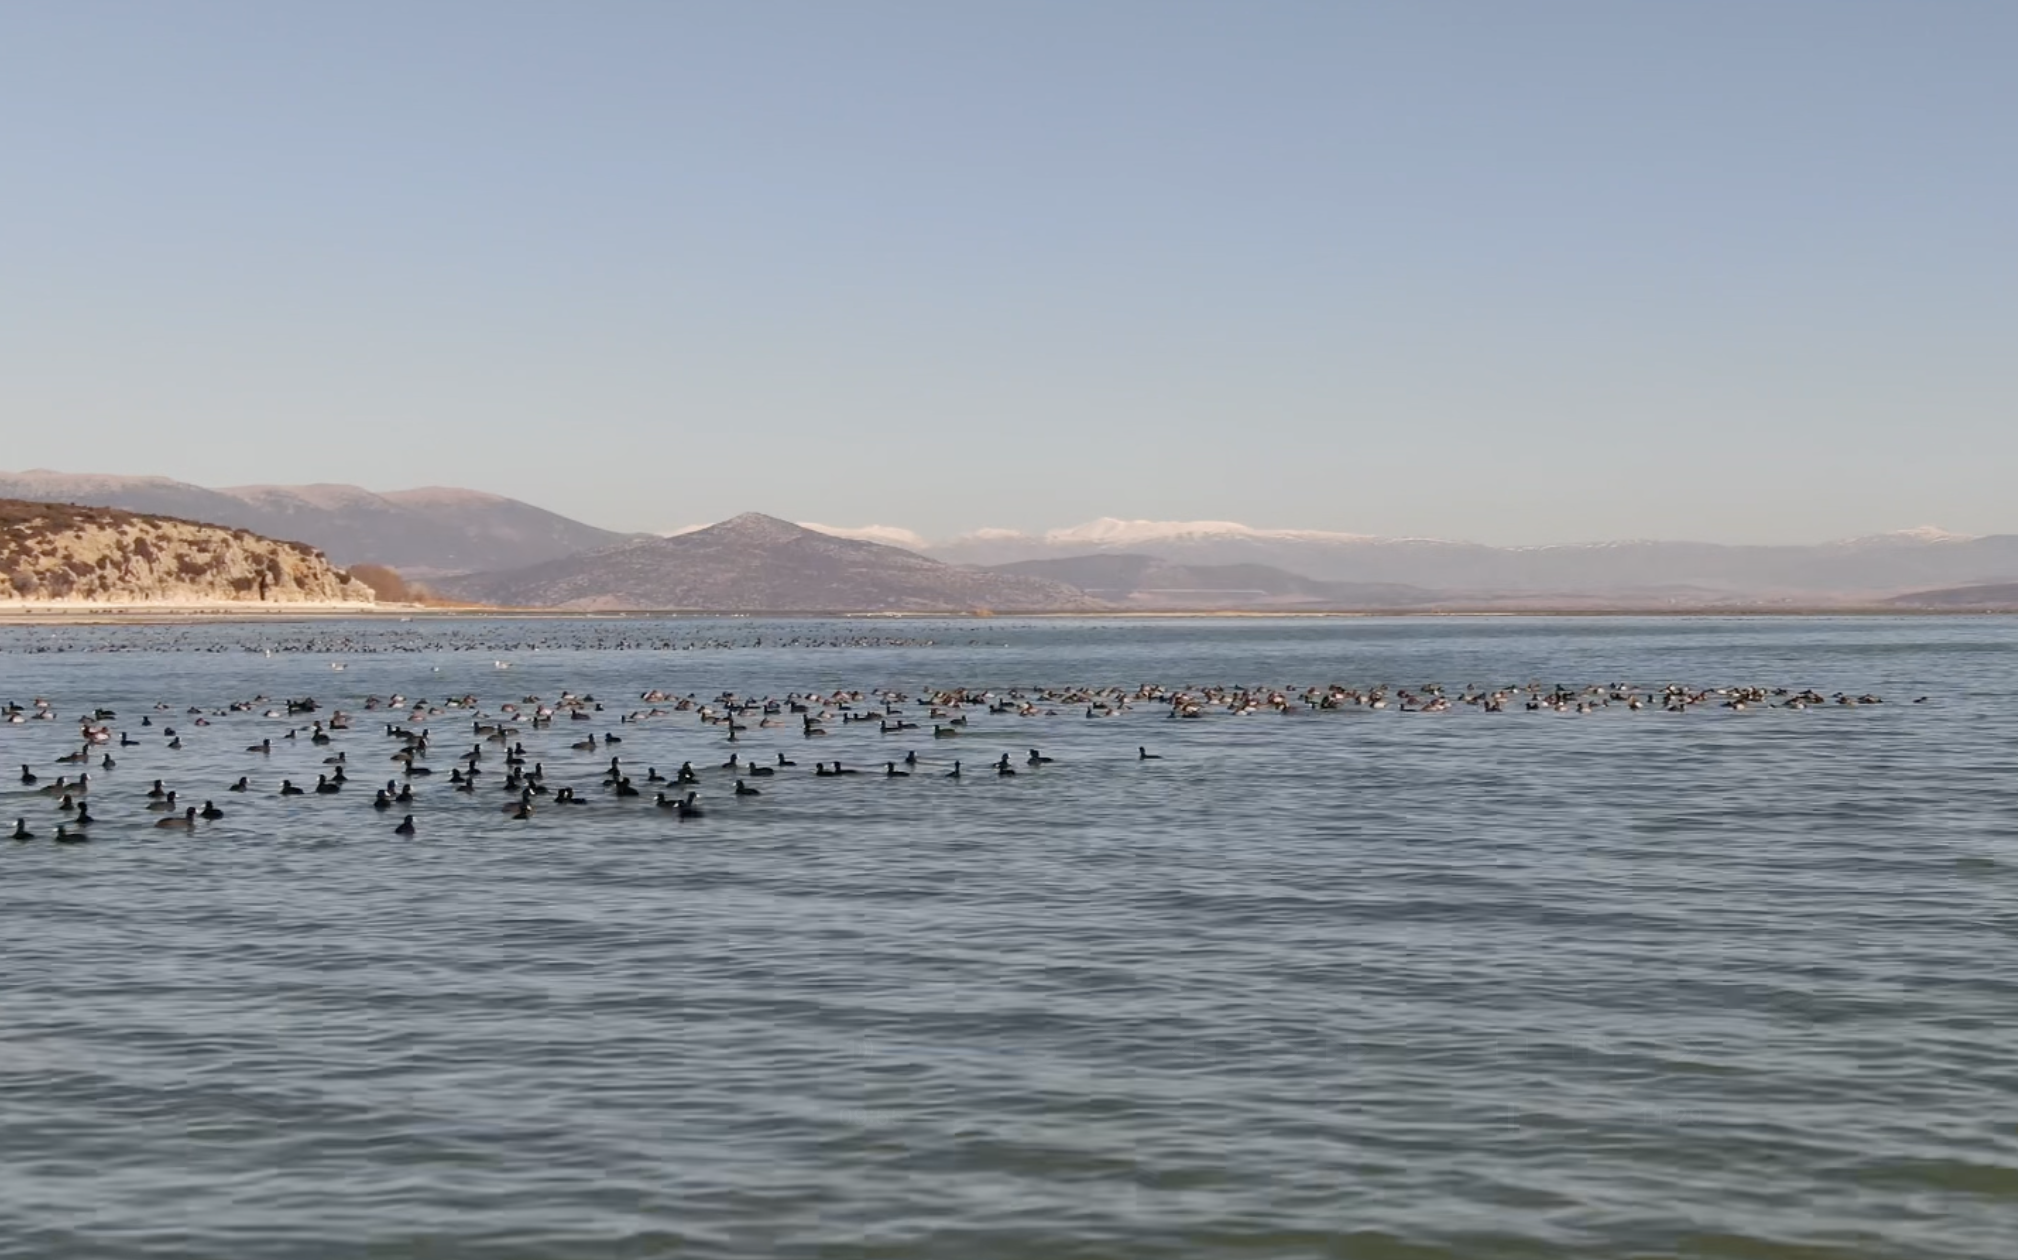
[0,499,374,605]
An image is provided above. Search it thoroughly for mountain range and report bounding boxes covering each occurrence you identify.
[10,469,2018,608]
[864,519,2018,600]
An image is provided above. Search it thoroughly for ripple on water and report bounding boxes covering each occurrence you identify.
[2,615,2017,1260]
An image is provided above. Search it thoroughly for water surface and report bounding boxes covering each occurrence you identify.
[2,616,2014,1259]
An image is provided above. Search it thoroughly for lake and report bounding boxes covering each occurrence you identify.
[1,615,2014,1259]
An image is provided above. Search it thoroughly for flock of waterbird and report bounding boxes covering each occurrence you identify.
[7,678,1900,843]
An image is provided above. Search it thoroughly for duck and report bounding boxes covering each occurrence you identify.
[34,775,72,798]
[278,779,305,796]
[198,800,225,820]
[228,776,249,792]
[394,814,417,836]
[9,819,31,841]
[944,761,962,779]
[155,807,198,830]
[1027,749,1053,766]
[885,762,910,778]
[733,779,761,796]
[18,765,36,785]
[1138,746,1161,760]
[53,825,88,844]
[314,774,341,795]
[146,791,180,813]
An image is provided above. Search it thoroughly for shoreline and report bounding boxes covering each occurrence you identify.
[2,602,2011,626]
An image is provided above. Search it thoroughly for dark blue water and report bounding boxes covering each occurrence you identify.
[2,616,2014,1259]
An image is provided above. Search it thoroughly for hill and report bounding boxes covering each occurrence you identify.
[433,513,1104,612]
[986,554,1436,609]
[1884,583,2018,610]
[0,470,631,576]
[1,499,373,605]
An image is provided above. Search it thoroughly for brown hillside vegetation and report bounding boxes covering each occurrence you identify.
[347,563,486,608]
[0,498,372,604]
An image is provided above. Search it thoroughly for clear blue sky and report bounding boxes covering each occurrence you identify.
[2,1,2012,543]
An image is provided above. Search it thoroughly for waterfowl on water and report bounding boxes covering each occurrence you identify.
[53,826,88,844]
[279,780,305,796]
[734,779,761,796]
[1138,747,1161,759]
[146,791,179,813]
[10,819,31,841]
[199,801,225,820]
[155,807,197,830]
[394,815,417,836]
[37,775,77,797]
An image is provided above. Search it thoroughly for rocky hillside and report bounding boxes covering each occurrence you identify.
[0,470,631,576]
[435,513,1103,612]
[1,499,374,605]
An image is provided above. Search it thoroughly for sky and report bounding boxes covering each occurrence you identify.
[2,1,2013,544]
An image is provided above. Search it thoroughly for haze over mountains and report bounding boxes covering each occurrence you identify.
[10,468,2018,609]
[806,518,2018,606]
